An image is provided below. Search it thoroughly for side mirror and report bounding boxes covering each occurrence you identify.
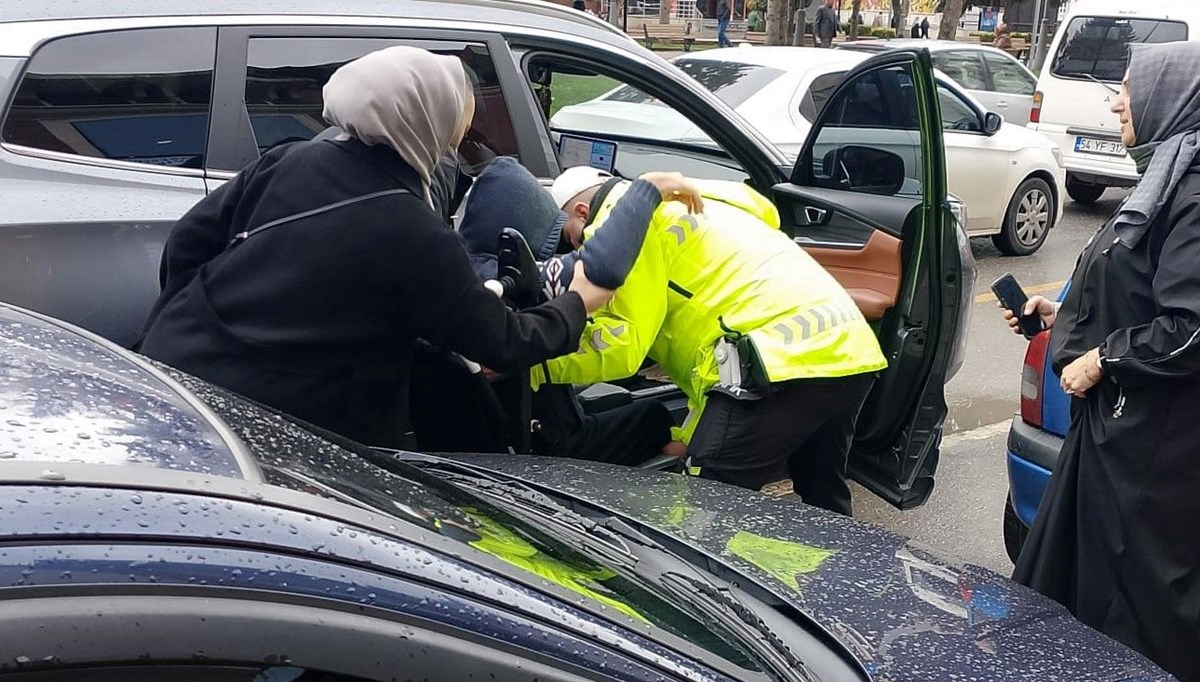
[821,145,906,196]
[983,111,1003,136]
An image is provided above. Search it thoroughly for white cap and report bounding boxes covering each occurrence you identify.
[550,166,613,210]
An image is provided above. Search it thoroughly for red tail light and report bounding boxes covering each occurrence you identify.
[1020,330,1050,427]
[1029,91,1043,124]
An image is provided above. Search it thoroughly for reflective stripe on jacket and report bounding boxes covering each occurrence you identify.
[534,180,886,442]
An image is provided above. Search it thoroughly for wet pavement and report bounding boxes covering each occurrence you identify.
[778,188,1133,575]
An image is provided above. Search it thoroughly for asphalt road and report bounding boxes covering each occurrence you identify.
[813,188,1130,575]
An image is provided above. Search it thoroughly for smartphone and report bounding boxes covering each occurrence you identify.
[992,273,1045,339]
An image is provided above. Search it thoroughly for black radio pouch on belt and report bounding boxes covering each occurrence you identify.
[712,317,773,400]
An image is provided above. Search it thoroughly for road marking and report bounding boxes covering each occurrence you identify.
[943,419,1012,445]
[974,280,1065,304]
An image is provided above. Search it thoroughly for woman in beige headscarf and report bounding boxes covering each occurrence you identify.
[138,46,623,450]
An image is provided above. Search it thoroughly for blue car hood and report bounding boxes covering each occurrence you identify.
[452,454,1172,682]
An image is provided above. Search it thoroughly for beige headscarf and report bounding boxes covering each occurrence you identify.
[322,46,470,204]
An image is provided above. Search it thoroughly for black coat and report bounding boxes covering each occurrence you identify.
[139,138,585,449]
[1016,162,1200,681]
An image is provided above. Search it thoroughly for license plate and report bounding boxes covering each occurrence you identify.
[1074,136,1126,157]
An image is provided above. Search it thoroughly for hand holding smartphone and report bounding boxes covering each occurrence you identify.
[992,273,1046,339]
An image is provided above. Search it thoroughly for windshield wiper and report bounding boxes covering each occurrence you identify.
[1083,73,1120,95]
[416,464,640,569]
[659,571,816,682]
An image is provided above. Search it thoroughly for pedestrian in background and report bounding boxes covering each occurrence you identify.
[1002,42,1200,682]
[716,0,733,48]
[920,16,930,38]
[814,0,838,48]
[993,23,1012,50]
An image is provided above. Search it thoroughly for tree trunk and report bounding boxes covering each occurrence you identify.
[849,0,862,39]
[937,0,963,40]
[766,0,788,45]
[659,0,671,24]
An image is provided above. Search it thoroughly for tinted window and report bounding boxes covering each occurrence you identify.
[932,51,988,90]
[243,38,517,170]
[799,72,845,121]
[2,28,216,169]
[983,52,1035,95]
[1052,16,1188,82]
[606,58,782,108]
[938,84,982,132]
[802,64,923,196]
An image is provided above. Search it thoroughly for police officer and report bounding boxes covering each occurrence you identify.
[531,168,887,515]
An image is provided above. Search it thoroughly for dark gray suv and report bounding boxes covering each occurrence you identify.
[0,0,972,510]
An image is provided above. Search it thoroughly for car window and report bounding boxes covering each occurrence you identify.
[1,28,216,169]
[938,84,982,132]
[931,51,988,90]
[241,37,518,170]
[983,53,1035,95]
[801,64,923,197]
[606,58,783,109]
[1052,16,1188,82]
[799,71,845,122]
[531,58,749,182]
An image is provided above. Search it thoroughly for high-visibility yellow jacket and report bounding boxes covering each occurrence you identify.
[533,180,887,443]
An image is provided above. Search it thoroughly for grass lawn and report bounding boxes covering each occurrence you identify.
[549,73,620,116]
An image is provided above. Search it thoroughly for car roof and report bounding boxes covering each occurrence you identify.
[1062,0,1200,21]
[842,39,1017,56]
[0,0,633,56]
[678,45,867,71]
[0,0,597,25]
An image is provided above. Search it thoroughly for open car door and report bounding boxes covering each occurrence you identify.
[771,49,963,509]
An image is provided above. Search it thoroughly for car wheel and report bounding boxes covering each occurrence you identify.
[1003,495,1029,565]
[993,177,1054,256]
[1065,175,1105,204]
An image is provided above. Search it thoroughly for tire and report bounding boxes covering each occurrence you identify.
[993,177,1054,256]
[1003,495,1030,565]
[1065,175,1105,204]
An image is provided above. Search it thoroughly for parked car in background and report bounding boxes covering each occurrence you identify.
[0,0,972,510]
[1029,0,1199,204]
[837,39,1039,125]
[1003,290,1070,564]
[554,47,1065,255]
[0,299,1177,682]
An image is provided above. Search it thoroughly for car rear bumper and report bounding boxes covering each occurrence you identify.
[1027,125,1138,187]
[1005,416,1064,528]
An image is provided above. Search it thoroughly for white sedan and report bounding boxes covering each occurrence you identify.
[553,47,1066,256]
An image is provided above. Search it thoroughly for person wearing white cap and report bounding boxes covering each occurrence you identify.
[529,166,889,516]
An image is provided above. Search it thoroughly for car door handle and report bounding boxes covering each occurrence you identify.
[804,206,828,224]
[994,101,1009,108]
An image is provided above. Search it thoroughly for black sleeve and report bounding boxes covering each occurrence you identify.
[406,225,587,372]
[1104,197,1200,386]
[156,172,248,293]
[580,179,660,289]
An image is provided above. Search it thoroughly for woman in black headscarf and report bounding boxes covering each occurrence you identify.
[138,47,618,450]
[1003,42,1200,681]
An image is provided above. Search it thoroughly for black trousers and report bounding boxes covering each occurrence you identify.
[560,400,674,466]
[689,373,874,515]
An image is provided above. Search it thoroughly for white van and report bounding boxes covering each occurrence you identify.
[1029,0,1199,203]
